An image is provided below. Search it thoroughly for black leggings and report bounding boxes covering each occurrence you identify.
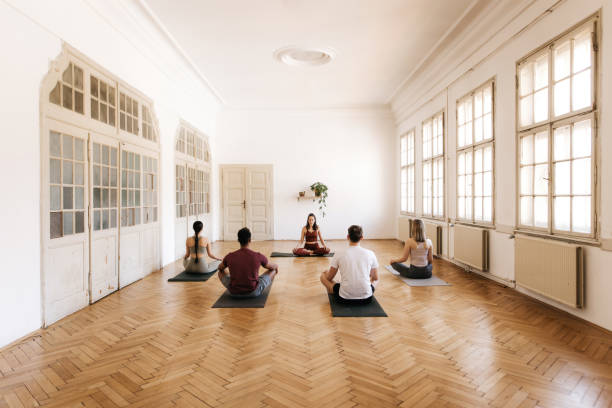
[391,263,432,279]
[332,283,374,305]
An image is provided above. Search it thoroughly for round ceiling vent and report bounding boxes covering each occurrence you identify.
[274,46,336,67]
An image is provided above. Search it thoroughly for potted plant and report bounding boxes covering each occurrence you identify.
[310,182,328,217]
[299,191,305,197]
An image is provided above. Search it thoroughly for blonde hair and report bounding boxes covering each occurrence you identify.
[412,219,427,243]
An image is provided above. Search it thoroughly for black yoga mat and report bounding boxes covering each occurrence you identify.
[212,284,273,308]
[270,252,334,257]
[168,270,216,282]
[327,294,387,317]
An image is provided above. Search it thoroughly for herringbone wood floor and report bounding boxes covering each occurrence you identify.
[1,239,611,407]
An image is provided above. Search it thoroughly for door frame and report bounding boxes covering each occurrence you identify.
[219,164,274,241]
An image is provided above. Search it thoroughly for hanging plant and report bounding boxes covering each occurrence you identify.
[310,182,328,217]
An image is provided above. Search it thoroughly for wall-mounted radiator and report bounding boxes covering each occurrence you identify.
[398,218,413,243]
[515,235,584,308]
[453,224,489,271]
[424,222,442,256]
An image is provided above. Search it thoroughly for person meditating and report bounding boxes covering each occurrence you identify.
[293,213,330,256]
[320,225,379,304]
[217,227,279,297]
[389,219,433,279]
[183,221,222,273]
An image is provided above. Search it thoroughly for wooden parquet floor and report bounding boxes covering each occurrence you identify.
[1,239,611,407]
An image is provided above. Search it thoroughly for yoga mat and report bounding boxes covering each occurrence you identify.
[168,270,216,282]
[385,265,451,286]
[327,294,387,317]
[212,284,273,308]
[270,252,334,257]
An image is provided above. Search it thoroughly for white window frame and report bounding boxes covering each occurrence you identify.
[400,129,415,215]
[422,111,445,220]
[516,16,598,240]
[456,79,495,226]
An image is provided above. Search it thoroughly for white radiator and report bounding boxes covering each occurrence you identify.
[515,235,584,308]
[398,217,413,243]
[424,222,442,256]
[453,224,488,271]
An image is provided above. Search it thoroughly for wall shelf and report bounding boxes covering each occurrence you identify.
[297,194,320,201]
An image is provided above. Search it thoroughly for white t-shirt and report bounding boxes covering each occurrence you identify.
[331,245,379,299]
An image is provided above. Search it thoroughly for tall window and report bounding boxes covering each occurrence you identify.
[121,151,141,226]
[49,63,84,115]
[517,18,596,237]
[422,112,444,218]
[143,156,158,223]
[175,164,186,218]
[49,132,86,238]
[457,80,494,224]
[400,130,415,214]
[90,76,116,126]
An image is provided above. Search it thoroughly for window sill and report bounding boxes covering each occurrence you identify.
[513,229,600,247]
[452,220,495,230]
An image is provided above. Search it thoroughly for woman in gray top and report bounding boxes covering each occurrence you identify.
[183,221,222,273]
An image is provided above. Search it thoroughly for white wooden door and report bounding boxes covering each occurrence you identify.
[246,167,272,240]
[89,135,119,302]
[43,120,90,325]
[222,167,246,240]
[222,165,273,241]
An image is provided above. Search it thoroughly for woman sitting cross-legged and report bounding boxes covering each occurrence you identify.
[293,213,330,256]
[183,221,222,273]
[389,219,433,279]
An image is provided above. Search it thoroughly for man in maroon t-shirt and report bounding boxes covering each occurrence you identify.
[217,227,278,297]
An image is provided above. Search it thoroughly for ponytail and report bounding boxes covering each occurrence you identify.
[193,221,204,263]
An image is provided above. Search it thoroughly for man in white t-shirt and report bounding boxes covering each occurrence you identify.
[320,225,379,304]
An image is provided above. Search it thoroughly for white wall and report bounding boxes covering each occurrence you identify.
[216,108,396,241]
[0,0,220,347]
[392,0,612,330]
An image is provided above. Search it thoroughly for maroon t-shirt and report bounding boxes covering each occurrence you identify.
[223,248,268,294]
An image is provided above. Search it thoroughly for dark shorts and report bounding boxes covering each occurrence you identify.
[332,283,374,305]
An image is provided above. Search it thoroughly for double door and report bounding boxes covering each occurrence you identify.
[43,120,159,325]
[221,165,273,241]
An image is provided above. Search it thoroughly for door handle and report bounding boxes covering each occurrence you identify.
[242,200,246,209]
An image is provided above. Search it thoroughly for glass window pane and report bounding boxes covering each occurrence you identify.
[75,92,83,114]
[519,63,533,96]
[474,173,482,196]
[554,41,570,81]
[483,85,492,114]
[102,210,109,230]
[102,188,109,208]
[572,119,591,158]
[483,172,492,196]
[50,159,61,184]
[50,212,62,238]
[535,54,548,90]
[111,148,118,167]
[111,168,118,187]
[573,30,592,73]
[458,125,465,148]
[75,139,84,161]
[572,158,591,195]
[102,167,109,187]
[63,135,73,159]
[554,126,570,161]
[520,96,533,127]
[483,197,492,221]
[572,69,591,111]
[75,211,85,234]
[102,145,109,165]
[520,196,533,226]
[521,135,533,165]
[534,164,549,195]
[91,100,99,120]
[100,104,108,124]
[474,197,482,220]
[75,186,84,210]
[572,196,591,233]
[75,163,84,185]
[62,85,72,110]
[62,161,73,184]
[63,64,73,85]
[93,165,100,186]
[458,175,465,197]
[94,210,101,231]
[474,91,482,117]
[483,113,492,140]
[483,146,492,171]
[122,189,127,206]
[554,197,570,231]
[534,88,548,123]
[554,161,570,195]
[534,131,548,163]
[534,196,548,228]
[554,78,570,116]
[458,103,465,125]
[93,143,100,164]
[74,66,83,90]
[49,83,61,105]
[474,117,483,143]
[111,209,117,228]
[63,212,73,235]
[111,189,117,207]
[50,132,61,157]
[94,188,101,208]
[50,186,60,211]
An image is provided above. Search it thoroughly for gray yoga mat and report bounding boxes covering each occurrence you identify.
[270,251,334,257]
[327,294,387,317]
[168,270,216,282]
[385,265,451,286]
[212,284,273,308]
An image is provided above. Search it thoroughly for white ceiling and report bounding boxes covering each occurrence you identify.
[145,0,479,109]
